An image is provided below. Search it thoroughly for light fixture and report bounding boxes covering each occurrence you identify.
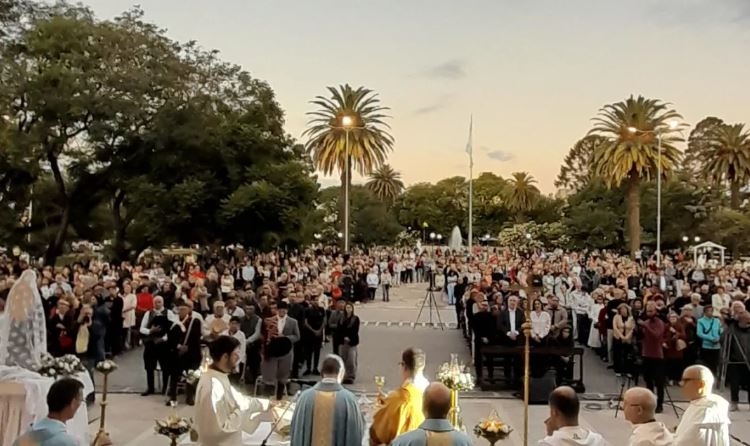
[341,115,354,127]
[484,233,490,240]
[430,232,436,240]
[525,233,532,240]
[437,234,443,241]
[337,232,343,238]
[694,236,701,243]
[682,236,689,242]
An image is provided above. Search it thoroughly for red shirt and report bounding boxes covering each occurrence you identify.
[136,292,154,313]
[640,316,667,359]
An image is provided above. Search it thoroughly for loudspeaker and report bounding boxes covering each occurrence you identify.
[529,370,557,404]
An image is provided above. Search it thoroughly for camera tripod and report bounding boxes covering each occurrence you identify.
[718,325,750,390]
[414,271,445,330]
[612,370,678,419]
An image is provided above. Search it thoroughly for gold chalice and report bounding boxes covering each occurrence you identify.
[374,376,386,405]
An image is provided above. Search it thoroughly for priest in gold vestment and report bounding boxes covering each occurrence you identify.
[369,348,427,446]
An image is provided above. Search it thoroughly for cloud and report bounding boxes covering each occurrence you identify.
[486,149,514,162]
[413,95,452,115]
[420,60,466,80]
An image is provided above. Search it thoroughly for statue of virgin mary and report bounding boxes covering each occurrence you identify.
[0,270,47,369]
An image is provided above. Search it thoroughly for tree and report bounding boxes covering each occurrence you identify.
[555,135,606,192]
[505,172,540,213]
[699,123,750,210]
[366,164,404,204]
[683,117,724,178]
[303,84,394,234]
[588,95,684,257]
[319,185,401,246]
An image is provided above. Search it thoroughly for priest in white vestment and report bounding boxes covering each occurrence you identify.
[622,387,673,446]
[675,365,731,446]
[195,335,269,446]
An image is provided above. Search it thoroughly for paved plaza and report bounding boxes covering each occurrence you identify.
[89,283,750,445]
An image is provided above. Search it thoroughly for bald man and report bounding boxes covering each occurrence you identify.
[623,388,673,446]
[541,386,609,446]
[390,383,473,446]
[675,365,730,446]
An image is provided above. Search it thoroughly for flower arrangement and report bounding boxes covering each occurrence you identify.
[474,411,512,445]
[36,353,86,378]
[155,414,193,445]
[95,360,118,375]
[435,361,474,391]
[184,369,202,386]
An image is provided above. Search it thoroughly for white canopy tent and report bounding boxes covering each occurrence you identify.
[691,241,726,265]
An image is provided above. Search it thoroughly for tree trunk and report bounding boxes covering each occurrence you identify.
[730,179,741,210]
[730,179,741,259]
[44,151,69,266]
[112,190,128,262]
[625,174,641,258]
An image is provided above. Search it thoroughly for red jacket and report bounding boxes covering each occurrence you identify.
[640,316,667,359]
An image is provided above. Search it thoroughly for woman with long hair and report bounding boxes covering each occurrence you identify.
[587,291,605,359]
[530,298,551,346]
[612,303,635,376]
[336,302,360,384]
[664,311,687,384]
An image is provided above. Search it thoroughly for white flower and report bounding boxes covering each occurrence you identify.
[501,425,511,433]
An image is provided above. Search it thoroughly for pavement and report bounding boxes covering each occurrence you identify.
[87,282,750,445]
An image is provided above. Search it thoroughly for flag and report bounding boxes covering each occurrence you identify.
[465,115,473,167]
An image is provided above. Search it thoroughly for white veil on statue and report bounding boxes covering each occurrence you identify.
[0,270,47,369]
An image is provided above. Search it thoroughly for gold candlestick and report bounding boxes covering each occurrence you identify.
[92,360,117,446]
[521,295,532,446]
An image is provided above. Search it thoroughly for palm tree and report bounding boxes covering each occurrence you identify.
[588,95,684,257]
[505,172,540,212]
[366,164,404,204]
[700,123,750,210]
[303,84,394,237]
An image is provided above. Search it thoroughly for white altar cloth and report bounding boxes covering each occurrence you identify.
[0,366,94,446]
[180,422,290,446]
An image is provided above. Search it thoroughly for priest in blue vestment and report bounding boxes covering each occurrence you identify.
[290,354,365,446]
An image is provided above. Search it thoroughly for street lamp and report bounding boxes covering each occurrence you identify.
[429,232,436,241]
[682,236,689,243]
[337,232,343,239]
[694,236,701,243]
[627,120,685,267]
[437,234,443,242]
[525,233,532,240]
[341,115,355,252]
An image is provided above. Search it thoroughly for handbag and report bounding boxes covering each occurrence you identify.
[76,325,90,354]
[676,338,687,351]
[59,333,74,351]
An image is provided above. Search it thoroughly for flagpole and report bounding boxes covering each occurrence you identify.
[467,115,473,256]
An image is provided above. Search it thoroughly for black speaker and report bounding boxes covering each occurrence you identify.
[529,370,557,404]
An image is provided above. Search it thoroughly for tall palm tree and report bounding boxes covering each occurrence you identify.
[366,164,404,204]
[303,84,394,237]
[700,123,750,210]
[588,95,684,257]
[505,172,540,212]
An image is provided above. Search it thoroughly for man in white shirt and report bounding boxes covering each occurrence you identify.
[568,283,591,344]
[711,286,732,313]
[222,316,247,384]
[540,386,609,446]
[675,365,731,446]
[139,296,177,396]
[623,387,673,446]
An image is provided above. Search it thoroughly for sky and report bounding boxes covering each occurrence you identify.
[83,0,750,192]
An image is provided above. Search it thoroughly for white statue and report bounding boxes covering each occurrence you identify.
[0,270,47,369]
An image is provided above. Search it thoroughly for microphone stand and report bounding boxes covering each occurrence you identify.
[261,390,299,446]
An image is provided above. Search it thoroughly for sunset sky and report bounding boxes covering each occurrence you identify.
[85,0,750,192]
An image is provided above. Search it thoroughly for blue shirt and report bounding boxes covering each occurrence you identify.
[697,316,722,350]
[14,418,78,446]
[390,419,473,446]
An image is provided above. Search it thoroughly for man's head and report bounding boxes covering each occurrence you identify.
[177,300,192,319]
[320,354,346,383]
[153,296,164,311]
[245,304,256,318]
[623,387,657,425]
[208,335,241,373]
[229,316,241,333]
[400,347,426,380]
[507,295,519,310]
[545,386,579,435]
[213,301,225,317]
[548,296,560,309]
[681,365,715,401]
[703,305,714,319]
[47,377,84,422]
[422,382,452,420]
[225,297,236,310]
[277,301,288,318]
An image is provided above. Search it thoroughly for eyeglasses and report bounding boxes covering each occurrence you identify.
[679,378,700,386]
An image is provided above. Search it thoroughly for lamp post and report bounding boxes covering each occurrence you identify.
[628,120,682,268]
